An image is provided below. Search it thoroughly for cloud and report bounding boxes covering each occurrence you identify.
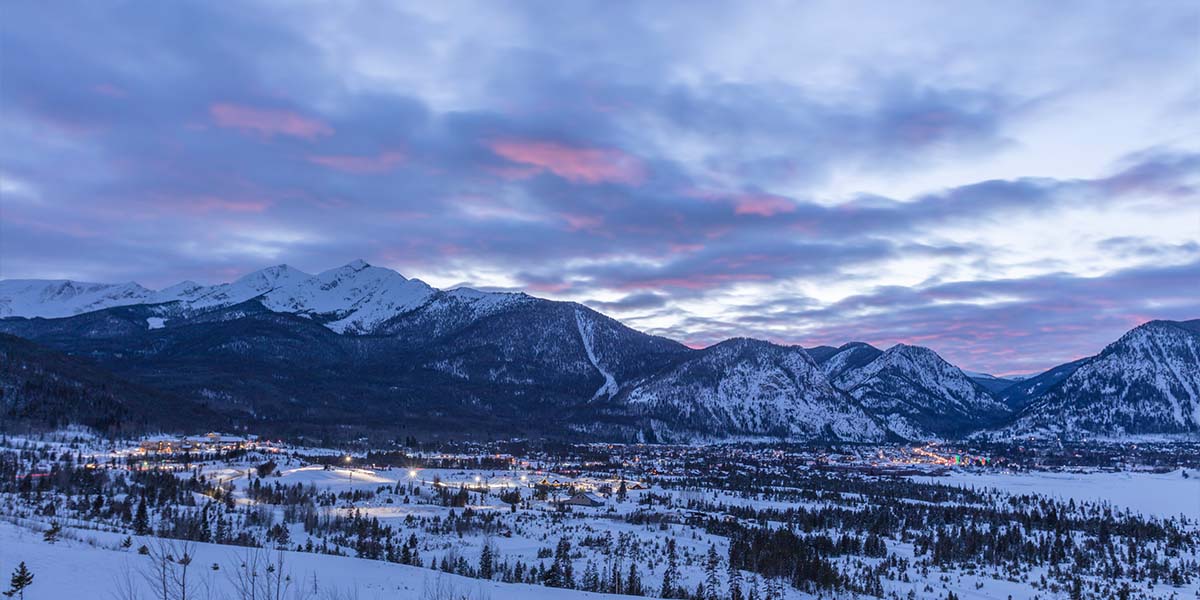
[210,103,333,139]
[585,292,669,312]
[489,139,646,185]
[1,1,1197,373]
[307,151,406,174]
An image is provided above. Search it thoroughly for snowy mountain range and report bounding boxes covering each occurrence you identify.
[622,338,888,443]
[0,261,436,334]
[1,261,1196,441]
[999,319,1200,438]
[817,343,1010,439]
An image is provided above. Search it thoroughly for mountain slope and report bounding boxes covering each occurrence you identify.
[4,262,1196,442]
[994,358,1089,410]
[811,342,884,380]
[833,344,1011,439]
[0,266,314,320]
[0,288,690,439]
[0,280,154,318]
[965,371,1018,395]
[261,261,436,333]
[1005,320,1200,438]
[0,333,222,433]
[624,338,888,442]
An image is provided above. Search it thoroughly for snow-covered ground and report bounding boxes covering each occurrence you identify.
[3,433,1198,600]
[913,468,1200,520]
[0,520,638,600]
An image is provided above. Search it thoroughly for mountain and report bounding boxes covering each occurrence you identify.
[993,358,1089,411]
[0,333,222,433]
[963,371,1019,395]
[175,264,312,310]
[260,261,436,334]
[622,338,888,442]
[809,342,884,380]
[831,344,1011,439]
[0,280,155,318]
[4,261,1194,442]
[0,261,897,442]
[1004,320,1200,438]
[0,262,713,440]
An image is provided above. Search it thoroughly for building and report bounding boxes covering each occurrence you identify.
[561,492,605,507]
[138,432,254,455]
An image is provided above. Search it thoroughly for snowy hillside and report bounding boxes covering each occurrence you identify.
[0,279,155,318]
[177,263,312,310]
[0,521,641,600]
[993,357,1089,410]
[262,260,437,333]
[1004,320,1200,438]
[3,262,1198,442]
[625,338,887,442]
[0,266,315,319]
[833,344,1010,439]
[809,342,883,380]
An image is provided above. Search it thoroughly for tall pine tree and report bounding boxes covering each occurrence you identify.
[3,562,33,600]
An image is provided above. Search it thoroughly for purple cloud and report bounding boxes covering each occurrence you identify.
[1,1,1197,373]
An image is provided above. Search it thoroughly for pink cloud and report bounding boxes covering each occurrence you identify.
[732,193,796,217]
[307,151,406,174]
[560,212,604,232]
[685,188,798,218]
[489,139,646,185]
[210,103,333,139]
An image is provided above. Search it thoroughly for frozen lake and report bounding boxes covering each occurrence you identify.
[913,468,1200,520]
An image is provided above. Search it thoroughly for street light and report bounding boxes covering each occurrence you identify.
[344,455,353,484]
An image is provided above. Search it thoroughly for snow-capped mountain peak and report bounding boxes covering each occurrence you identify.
[625,337,887,442]
[1005,319,1200,438]
[812,341,882,380]
[0,279,154,318]
[262,261,436,333]
[831,342,1009,439]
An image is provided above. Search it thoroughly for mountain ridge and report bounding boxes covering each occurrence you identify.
[1,262,1196,441]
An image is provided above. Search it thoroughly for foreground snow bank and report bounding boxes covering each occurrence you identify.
[0,521,635,600]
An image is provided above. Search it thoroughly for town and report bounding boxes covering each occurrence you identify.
[2,430,1197,599]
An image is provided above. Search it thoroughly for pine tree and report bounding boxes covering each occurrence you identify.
[608,559,622,595]
[728,560,744,600]
[479,543,494,580]
[134,499,150,535]
[3,562,33,600]
[549,537,574,589]
[583,561,600,592]
[42,522,61,544]
[661,539,680,599]
[626,561,643,596]
[704,544,722,600]
[1069,577,1083,600]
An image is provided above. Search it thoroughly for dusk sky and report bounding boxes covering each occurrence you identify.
[1,2,1198,375]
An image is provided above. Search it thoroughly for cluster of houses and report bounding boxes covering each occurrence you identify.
[535,475,649,507]
[138,432,258,455]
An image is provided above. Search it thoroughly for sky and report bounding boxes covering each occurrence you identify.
[1,1,1198,375]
